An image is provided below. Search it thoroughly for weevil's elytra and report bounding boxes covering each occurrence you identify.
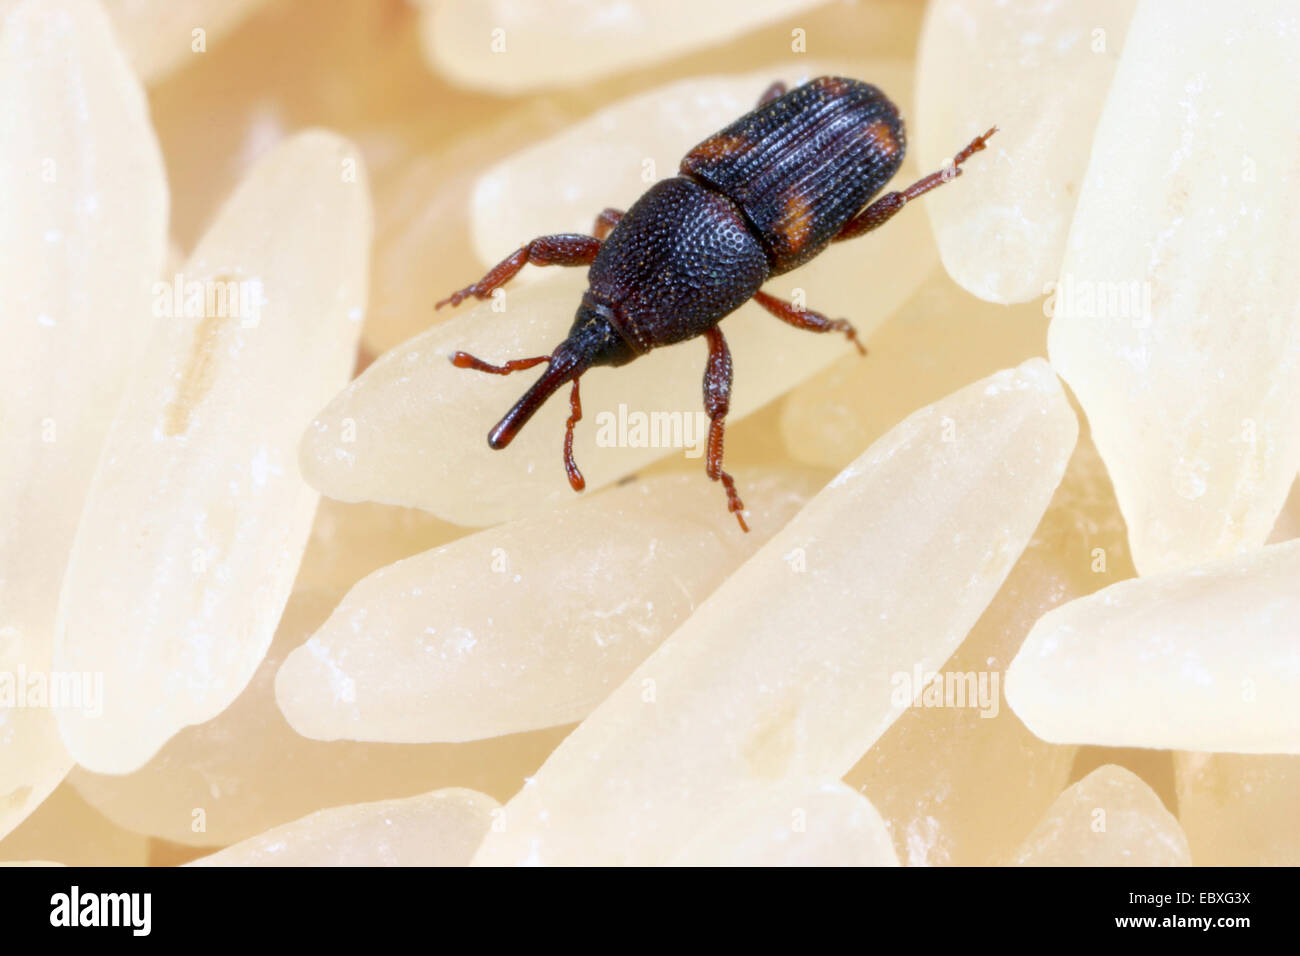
[439,76,997,531]
[681,77,906,273]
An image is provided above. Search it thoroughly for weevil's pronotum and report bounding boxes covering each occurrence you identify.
[439,76,996,530]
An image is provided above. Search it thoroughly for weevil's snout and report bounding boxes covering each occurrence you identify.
[485,342,589,451]
[453,299,633,455]
[483,300,635,449]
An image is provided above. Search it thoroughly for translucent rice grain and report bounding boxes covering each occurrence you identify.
[1007,538,1300,753]
[101,0,266,83]
[915,0,1136,303]
[69,591,567,847]
[473,359,1077,865]
[148,0,494,251]
[366,100,576,356]
[1047,1,1300,575]
[293,497,465,598]
[188,788,498,867]
[1071,746,1179,812]
[419,0,825,94]
[713,397,794,469]
[1266,476,1300,544]
[671,780,899,867]
[276,469,825,744]
[781,268,1049,471]
[53,132,370,773]
[0,861,63,867]
[1174,753,1300,866]
[1009,766,1190,866]
[0,784,149,867]
[846,436,1131,865]
[0,0,167,836]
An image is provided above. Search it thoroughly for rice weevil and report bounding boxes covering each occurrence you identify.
[439,76,996,530]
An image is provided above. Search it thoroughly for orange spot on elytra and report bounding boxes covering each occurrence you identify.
[775,189,814,250]
[817,76,851,97]
[862,119,900,159]
[682,133,749,167]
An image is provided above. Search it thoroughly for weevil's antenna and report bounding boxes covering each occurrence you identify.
[450,352,550,377]
[450,346,591,489]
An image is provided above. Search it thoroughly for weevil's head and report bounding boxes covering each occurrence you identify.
[565,296,637,369]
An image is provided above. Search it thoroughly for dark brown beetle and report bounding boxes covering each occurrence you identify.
[439,76,995,531]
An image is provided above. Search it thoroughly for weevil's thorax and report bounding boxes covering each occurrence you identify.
[681,76,906,275]
[584,176,769,354]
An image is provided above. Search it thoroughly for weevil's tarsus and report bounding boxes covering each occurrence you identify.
[950,125,998,168]
[834,126,999,243]
[753,289,866,355]
[702,327,748,532]
[436,233,603,309]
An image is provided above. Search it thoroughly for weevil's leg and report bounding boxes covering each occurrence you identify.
[450,352,550,375]
[564,377,585,491]
[834,126,998,242]
[752,290,866,356]
[703,326,749,532]
[757,80,787,106]
[436,234,602,309]
[592,208,624,240]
